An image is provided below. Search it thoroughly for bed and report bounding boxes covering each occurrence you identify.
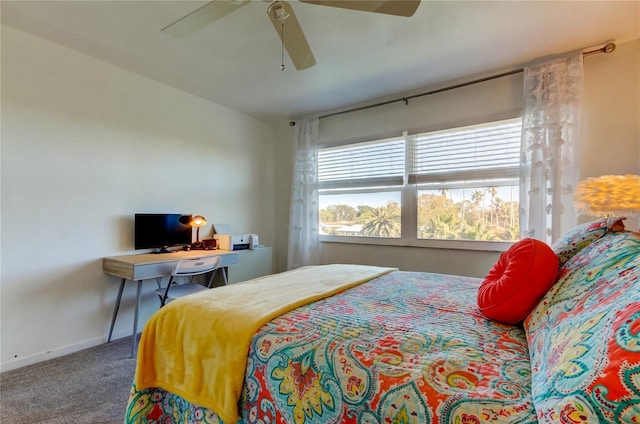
[125,218,640,424]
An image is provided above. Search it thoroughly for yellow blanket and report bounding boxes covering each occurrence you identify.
[135,264,396,423]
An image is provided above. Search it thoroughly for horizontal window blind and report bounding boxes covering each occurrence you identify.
[319,137,405,189]
[409,118,521,184]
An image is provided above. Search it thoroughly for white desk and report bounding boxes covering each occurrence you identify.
[228,247,273,283]
[103,250,239,356]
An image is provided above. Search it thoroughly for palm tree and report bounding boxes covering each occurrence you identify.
[499,224,520,242]
[470,190,484,229]
[462,221,498,241]
[359,203,401,237]
[488,187,498,226]
[509,186,516,228]
[422,213,459,239]
[460,188,466,229]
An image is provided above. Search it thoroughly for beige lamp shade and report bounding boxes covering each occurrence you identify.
[191,215,207,227]
[190,215,207,244]
[574,174,640,216]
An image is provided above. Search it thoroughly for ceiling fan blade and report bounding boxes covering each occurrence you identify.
[162,0,251,37]
[267,1,316,71]
[299,0,420,17]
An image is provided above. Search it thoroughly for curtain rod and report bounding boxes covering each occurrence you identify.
[318,42,616,120]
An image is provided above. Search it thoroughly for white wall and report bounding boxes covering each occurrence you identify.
[581,39,640,230]
[0,25,277,370]
[279,39,640,277]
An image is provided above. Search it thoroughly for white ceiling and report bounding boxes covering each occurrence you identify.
[2,1,639,123]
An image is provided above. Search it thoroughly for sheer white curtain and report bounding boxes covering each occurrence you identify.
[520,53,584,243]
[287,118,320,269]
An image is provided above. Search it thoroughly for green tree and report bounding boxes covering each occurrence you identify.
[320,187,520,241]
[422,213,460,239]
[359,202,401,237]
[327,204,357,222]
[319,209,333,223]
[497,224,520,241]
[356,205,375,219]
[470,190,484,224]
[462,221,498,241]
[488,187,498,226]
[417,193,460,239]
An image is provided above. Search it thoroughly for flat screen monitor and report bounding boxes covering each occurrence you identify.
[134,213,192,253]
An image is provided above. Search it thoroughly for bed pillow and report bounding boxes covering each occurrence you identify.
[552,216,625,268]
[477,238,558,324]
[524,231,640,422]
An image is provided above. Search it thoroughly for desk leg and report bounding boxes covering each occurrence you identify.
[131,280,143,358]
[108,278,126,343]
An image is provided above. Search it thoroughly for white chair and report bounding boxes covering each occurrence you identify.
[155,256,222,307]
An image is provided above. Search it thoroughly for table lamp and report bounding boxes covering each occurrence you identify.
[574,174,640,229]
[190,215,207,249]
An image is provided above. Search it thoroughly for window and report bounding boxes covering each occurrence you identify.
[318,136,404,238]
[318,118,522,246]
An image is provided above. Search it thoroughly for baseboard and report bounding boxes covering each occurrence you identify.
[0,330,133,373]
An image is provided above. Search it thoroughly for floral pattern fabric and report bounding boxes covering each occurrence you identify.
[525,231,640,423]
[551,216,626,268]
[126,271,536,423]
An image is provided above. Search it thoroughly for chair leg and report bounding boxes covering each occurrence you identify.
[205,268,219,289]
[159,276,176,307]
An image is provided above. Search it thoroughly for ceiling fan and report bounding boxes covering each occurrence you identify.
[161,0,421,71]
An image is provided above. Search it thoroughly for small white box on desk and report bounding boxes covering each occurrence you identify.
[249,234,259,249]
[214,234,251,250]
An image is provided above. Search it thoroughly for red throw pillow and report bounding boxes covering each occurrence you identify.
[477,238,558,324]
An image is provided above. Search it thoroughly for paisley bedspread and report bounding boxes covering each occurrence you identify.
[126,270,536,423]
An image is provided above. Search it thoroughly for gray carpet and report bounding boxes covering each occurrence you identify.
[1,337,137,424]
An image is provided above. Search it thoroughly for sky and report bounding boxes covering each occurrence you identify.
[319,186,518,210]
